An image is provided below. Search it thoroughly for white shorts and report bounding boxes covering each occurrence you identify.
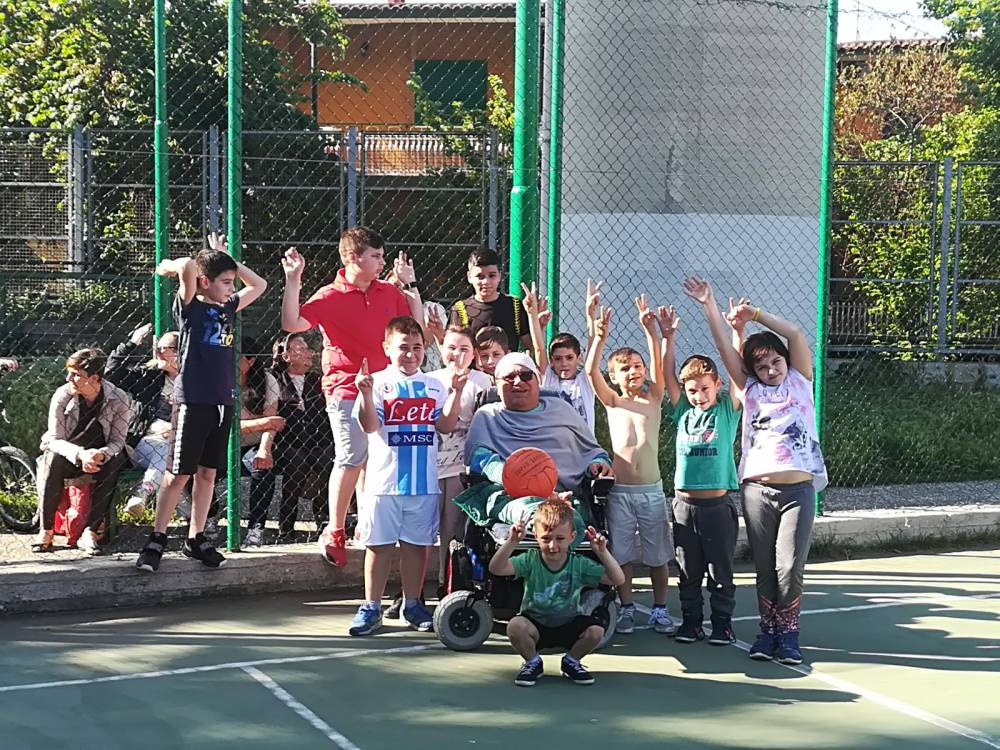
[357,492,440,547]
[606,482,674,567]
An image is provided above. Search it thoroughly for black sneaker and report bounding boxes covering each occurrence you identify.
[514,658,543,687]
[560,655,595,685]
[385,592,404,620]
[674,621,706,643]
[182,534,226,568]
[135,533,168,572]
[708,623,736,645]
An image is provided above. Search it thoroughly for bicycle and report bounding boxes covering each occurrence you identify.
[0,365,39,533]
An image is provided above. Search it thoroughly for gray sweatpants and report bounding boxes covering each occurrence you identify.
[672,491,739,625]
[741,480,815,635]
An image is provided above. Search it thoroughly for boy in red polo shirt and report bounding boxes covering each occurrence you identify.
[281,227,423,565]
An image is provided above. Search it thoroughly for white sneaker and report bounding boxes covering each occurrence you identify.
[77,528,98,554]
[124,495,147,517]
[245,525,264,547]
[649,606,676,635]
[617,605,636,634]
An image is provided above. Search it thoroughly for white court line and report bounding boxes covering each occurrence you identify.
[634,604,1000,749]
[728,590,1000,623]
[0,642,442,694]
[243,666,361,750]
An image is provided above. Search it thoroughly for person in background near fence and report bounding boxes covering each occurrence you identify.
[584,285,675,636]
[349,316,466,636]
[280,227,423,567]
[523,282,596,433]
[238,337,285,546]
[489,498,626,687]
[33,348,131,553]
[683,276,827,666]
[662,297,744,647]
[266,333,333,540]
[104,323,180,518]
[449,248,531,352]
[134,234,268,573]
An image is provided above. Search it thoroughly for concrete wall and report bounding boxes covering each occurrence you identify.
[558,0,827,360]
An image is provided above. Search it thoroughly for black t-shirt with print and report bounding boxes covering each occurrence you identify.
[448,293,526,350]
[174,293,239,405]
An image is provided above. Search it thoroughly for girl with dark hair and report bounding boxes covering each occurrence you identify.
[683,277,827,667]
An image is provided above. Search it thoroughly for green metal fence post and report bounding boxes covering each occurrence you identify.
[226,0,243,550]
[509,0,542,296]
[544,0,565,340]
[814,0,838,516]
[153,0,169,335]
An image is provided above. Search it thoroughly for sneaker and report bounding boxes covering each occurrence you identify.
[348,603,383,636]
[31,529,54,553]
[385,592,404,620]
[124,495,147,517]
[616,605,636,634]
[560,655,595,685]
[76,527,99,554]
[203,517,219,539]
[244,524,264,547]
[514,658,544,687]
[402,601,434,632]
[674,621,706,643]
[708,623,736,646]
[649,606,676,635]
[182,534,226,568]
[775,632,803,665]
[136,532,168,572]
[749,632,777,660]
[320,526,347,567]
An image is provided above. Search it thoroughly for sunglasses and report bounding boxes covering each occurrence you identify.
[499,369,536,384]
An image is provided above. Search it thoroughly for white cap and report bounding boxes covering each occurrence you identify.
[494,352,541,381]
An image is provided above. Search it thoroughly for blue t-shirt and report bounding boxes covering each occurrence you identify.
[174,294,239,405]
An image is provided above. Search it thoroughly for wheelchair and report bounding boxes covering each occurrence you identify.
[432,474,620,652]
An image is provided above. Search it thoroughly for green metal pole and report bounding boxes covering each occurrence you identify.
[813,0,838,517]
[509,0,541,297]
[153,0,169,335]
[544,0,565,341]
[226,0,243,550]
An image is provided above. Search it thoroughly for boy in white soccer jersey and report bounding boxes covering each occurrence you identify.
[350,316,467,636]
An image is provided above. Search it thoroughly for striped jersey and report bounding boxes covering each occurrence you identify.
[358,367,448,496]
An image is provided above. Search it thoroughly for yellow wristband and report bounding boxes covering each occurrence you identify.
[753,307,761,322]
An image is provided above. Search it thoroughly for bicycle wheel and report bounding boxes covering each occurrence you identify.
[0,446,40,532]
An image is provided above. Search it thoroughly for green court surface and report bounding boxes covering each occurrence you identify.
[1,550,998,750]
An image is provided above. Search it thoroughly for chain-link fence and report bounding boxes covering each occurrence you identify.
[3,0,1000,566]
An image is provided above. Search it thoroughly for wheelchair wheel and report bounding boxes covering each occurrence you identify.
[434,591,494,652]
[580,587,619,650]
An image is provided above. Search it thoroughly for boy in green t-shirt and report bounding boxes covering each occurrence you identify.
[661,297,745,646]
[489,499,625,687]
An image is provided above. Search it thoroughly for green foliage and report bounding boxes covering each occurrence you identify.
[0,0,355,131]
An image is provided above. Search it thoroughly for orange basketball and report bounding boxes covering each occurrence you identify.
[502,447,558,499]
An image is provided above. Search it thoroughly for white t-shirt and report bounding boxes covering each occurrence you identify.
[355,367,448,496]
[288,373,306,410]
[542,367,596,433]
[427,368,492,479]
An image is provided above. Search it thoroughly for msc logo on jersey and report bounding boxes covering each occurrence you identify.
[382,397,437,426]
[388,432,434,446]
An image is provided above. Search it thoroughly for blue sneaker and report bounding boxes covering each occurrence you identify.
[348,603,383,637]
[748,632,777,660]
[515,657,544,687]
[402,601,434,632]
[775,632,803,665]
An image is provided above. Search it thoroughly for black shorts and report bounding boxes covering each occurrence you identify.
[522,614,602,651]
[167,403,235,476]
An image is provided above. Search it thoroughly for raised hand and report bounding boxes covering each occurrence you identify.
[725,296,755,331]
[508,520,525,544]
[682,276,714,305]
[594,306,612,340]
[449,363,468,392]
[635,293,656,334]
[394,252,416,286]
[538,308,553,328]
[584,525,609,554]
[425,304,445,343]
[520,281,548,317]
[281,247,305,281]
[355,358,373,394]
[656,305,680,338]
[130,322,153,346]
[585,278,603,321]
[208,231,229,254]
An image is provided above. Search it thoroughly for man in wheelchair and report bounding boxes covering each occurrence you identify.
[489,499,625,686]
